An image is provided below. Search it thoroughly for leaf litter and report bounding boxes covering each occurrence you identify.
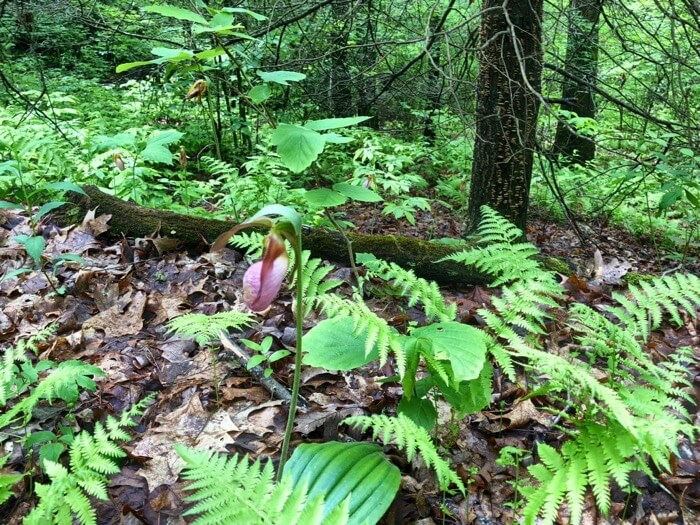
[0,205,698,524]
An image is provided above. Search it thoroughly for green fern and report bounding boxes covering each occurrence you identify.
[344,413,465,494]
[167,310,255,345]
[175,446,348,525]
[226,231,267,259]
[200,155,239,179]
[289,250,342,315]
[361,256,457,322]
[1,324,58,406]
[606,273,700,341]
[24,394,155,525]
[315,293,406,374]
[443,208,697,524]
[438,206,548,286]
[0,360,105,428]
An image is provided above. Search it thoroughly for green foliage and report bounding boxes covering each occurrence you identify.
[344,413,465,494]
[0,355,104,429]
[176,440,400,525]
[24,395,155,525]
[359,254,456,322]
[167,310,255,346]
[439,206,557,287]
[315,293,406,374]
[289,250,342,315]
[607,273,700,341]
[302,317,380,371]
[445,207,697,524]
[284,441,401,525]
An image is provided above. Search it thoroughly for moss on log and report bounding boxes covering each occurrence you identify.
[59,186,487,287]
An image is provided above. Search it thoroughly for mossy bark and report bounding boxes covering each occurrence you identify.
[59,186,488,286]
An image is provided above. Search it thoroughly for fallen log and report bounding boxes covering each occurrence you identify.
[59,185,489,286]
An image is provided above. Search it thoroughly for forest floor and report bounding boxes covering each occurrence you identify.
[0,202,698,525]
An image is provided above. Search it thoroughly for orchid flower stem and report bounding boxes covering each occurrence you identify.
[277,235,304,481]
[325,210,362,288]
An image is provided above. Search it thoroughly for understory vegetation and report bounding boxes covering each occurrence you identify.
[1,1,698,524]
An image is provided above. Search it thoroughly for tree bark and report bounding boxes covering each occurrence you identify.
[59,186,489,287]
[553,0,602,164]
[329,0,353,117]
[467,0,544,233]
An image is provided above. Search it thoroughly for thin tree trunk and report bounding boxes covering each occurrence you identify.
[553,0,602,164]
[467,0,544,233]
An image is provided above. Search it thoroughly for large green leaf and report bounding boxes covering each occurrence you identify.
[333,182,382,202]
[304,188,347,208]
[305,116,371,131]
[15,235,45,266]
[271,124,325,173]
[116,60,155,73]
[285,441,400,525]
[44,182,88,197]
[257,70,306,85]
[302,317,379,370]
[151,47,194,59]
[147,130,184,146]
[397,395,438,431]
[412,322,486,382]
[222,7,267,21]
[140,130,183,164]
[248,84,272,104]
[35,201,65,222]
[142,5,208,24]
[432,361,493,415]
[140,144,173,164]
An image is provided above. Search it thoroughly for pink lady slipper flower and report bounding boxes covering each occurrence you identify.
[211,205,301,314]
[242,232,289,312]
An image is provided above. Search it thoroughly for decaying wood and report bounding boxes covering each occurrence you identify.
[60,185,489,286]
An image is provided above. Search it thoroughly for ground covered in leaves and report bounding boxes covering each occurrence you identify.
[0,204,698,524]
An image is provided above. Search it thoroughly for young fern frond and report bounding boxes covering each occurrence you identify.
[344,413,465,494]
[175,446,345,525]
[606,273,700,341]
[289,250,342,315]
[362,257,457,322]
[25,395,154,525]
[315,293,406,375]
[167,311,255,346]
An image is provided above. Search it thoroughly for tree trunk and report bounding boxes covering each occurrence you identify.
[553,0,602,164]
[329,0,353,117]
[467,0,544,233]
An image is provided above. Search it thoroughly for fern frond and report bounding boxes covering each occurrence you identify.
[607,273,700,341]
[175,445,342,525]
[167,310,255,346]
[362,257,457,322]
[200,155,239,179]
[289,250,342,315]
[344,413,465,494]
[316,293,406,375]
[24,396,152,525]
[0,325,58,406]
[228,231,267,259]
